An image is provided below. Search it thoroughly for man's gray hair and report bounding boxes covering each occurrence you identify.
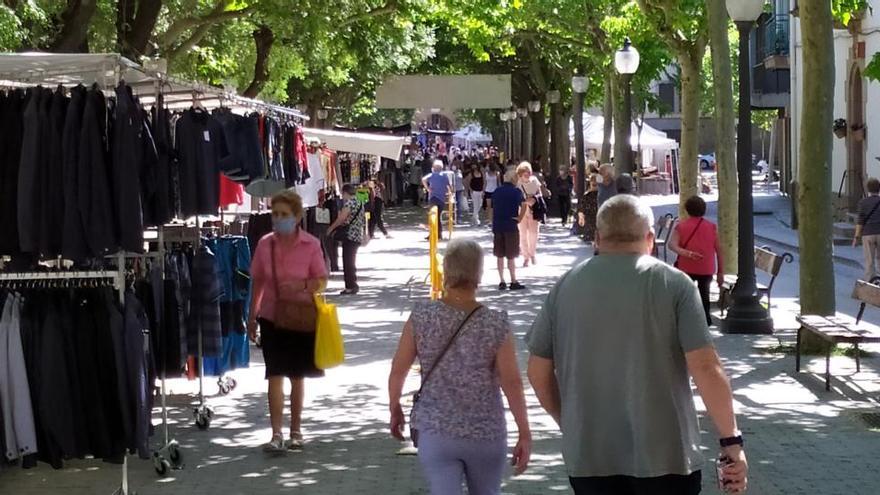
[433,160,444,171]
[596,195,655,243]
[443,239,484,289]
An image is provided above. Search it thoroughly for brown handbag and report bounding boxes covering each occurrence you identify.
[270,237,318,332]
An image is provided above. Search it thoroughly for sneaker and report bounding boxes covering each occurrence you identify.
[340,289,359,295]
[523,260,530,268]
[285,434,304,451]
[531,257,537,265]
[498,282,508,290]
[509,281,526,291]
[262,434,286,454]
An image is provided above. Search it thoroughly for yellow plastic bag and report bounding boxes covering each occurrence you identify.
[314,294,344,369]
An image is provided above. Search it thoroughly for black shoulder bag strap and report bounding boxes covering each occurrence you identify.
[681,218,705,251]
[864,198,880,226]
[413,305,483,403]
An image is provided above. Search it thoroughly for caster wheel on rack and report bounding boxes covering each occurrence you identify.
[228,378,237,389]
[154,456,171,476]
[219,383,230,395]
[168,443,182,465]
[195,414,210,430]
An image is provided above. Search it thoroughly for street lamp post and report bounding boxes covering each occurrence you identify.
[547,90,561,175]
[518,107,529,161]
[615,37,640,175]
[722,0,773,335]
[571,75,589,199]
[499,111,510,158]
[316,108,329,129]
[528,100,541,171]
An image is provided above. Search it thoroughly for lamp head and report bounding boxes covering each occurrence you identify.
[571,75,589,94]
[615,37,640,75]
[528,100,541,112]
[316,108,329,120]
[517,107,528,118]
[547,90,561,104]
[726,0,765,22]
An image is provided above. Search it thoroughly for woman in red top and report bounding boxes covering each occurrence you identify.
[247,190,328,454]
[669,196,723,326]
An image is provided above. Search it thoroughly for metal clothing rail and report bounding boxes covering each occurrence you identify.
[0,268,132,495]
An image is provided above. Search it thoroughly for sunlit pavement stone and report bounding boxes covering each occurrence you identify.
[1,204,879,494]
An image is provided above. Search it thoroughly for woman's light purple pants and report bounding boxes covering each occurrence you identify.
[417,431,508,495]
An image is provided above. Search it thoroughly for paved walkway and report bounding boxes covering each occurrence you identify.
[2,204,880,494]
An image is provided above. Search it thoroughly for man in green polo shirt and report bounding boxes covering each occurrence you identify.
[526,194,748,494]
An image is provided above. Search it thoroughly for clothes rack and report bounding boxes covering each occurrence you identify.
[160,221,215,431]
[0,269,132,495]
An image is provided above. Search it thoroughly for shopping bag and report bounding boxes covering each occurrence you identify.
[314,294,344,369]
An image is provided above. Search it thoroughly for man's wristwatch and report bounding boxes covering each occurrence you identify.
[719,434,744,448]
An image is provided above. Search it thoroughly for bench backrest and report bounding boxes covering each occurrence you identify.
[753,246,793,293]
[755,247,785,276]
[852,280,880,324]
[660,215,676,242]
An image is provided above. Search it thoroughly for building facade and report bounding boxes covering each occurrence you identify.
[790,2,879,214]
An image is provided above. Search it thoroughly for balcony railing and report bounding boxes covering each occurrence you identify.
[761,14,790,59]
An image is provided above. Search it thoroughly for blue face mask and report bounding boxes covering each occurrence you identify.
[273,217,298,235]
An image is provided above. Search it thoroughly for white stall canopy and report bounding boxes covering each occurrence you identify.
[303,127,407,160]
[570,113,679,151]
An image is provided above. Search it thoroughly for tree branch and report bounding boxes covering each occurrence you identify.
[49,0,98,52]
[242,25,275,98]
[340,0,399,27]
[158,1,253,51]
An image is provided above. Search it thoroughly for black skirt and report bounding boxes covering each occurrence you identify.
[258,318,324,379]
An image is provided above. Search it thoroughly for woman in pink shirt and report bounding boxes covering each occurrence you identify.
[247,190,328,454]
[669,196,723,326]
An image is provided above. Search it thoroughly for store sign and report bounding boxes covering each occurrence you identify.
[375,75,512,109]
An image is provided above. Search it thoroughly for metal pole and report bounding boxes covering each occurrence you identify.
[573,91,586,199]
[722,21,773,335]
[550,104,559,173]
[622,73,634,175]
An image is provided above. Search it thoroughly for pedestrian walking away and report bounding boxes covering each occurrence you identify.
[423,160,452,241]
[326,184,366,295]
[389,239,531,495]
[526,195,748,495]
[555,166,574,226]
[597,164,618,208]
[517,162,544,267]
[247,189,328,454]
[670,196,724,327]
[469,163,485,225]
[854,177,880,282]
[493,167,528,291]
[484,163,500,227]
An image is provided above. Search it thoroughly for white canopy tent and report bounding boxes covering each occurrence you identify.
[453,124,493,148]
[569,113,678,151]
[302,127,407,161]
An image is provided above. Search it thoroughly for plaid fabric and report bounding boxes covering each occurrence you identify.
[188,246,223,358]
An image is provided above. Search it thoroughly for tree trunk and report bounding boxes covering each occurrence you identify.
[49,0,98,52]
[798,0,836,316]
[533,108,549,175]
[612,74,629,173]
[707,0,738,275]
[242,25,274,98]
[677,51,702,216]
[554,106,571,175]
[601,74,613,164]
[122,0,164,60]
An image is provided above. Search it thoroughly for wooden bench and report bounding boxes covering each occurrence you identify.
[652,214,676,262]
[795,280,880,391]
[719,246,793,315]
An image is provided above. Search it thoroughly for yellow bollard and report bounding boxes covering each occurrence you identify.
[428,206,444,300]
[447,193,455,239]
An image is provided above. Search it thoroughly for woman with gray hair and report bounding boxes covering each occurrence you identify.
[388,238,531,494]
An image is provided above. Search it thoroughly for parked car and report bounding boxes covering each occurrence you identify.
[699,153,716,170]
